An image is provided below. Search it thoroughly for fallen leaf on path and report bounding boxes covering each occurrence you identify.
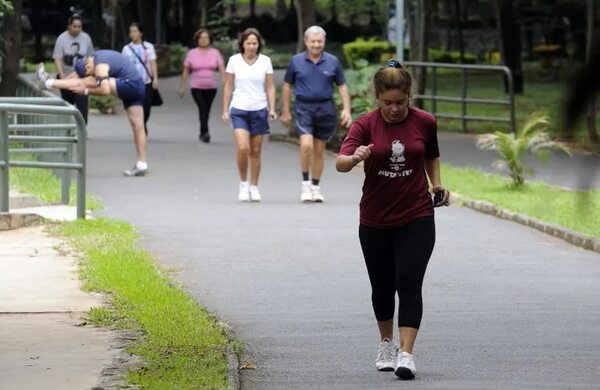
[239,363,257,370]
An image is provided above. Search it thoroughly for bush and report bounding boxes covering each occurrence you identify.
[168,43,189,73]
[429,49,477,64]
[213,37,237,61]
[261,46,293,69]
[89,96,115,115]
[343,38,406,68]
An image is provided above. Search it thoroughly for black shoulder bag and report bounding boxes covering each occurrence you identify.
[129,44,163,106]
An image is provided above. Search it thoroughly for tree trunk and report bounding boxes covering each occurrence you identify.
[200,0,208,27]
[136,0,157,44]
[181,0,201,45]
[454,0,464,62]
[413,0,431,108]
[295,0,316,53]
[250,0,256,19]
[445,0,452,51]
[494,0,524,93]
[275,0,287,21]
[585,0,598,143]
[0,0,22,97]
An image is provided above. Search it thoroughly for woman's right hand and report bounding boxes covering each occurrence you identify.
[352,144,374,164]
[221,111,229,123]
[178,87,185,99]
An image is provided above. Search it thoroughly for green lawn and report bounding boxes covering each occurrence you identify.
[416,67,600,144]
[10,164,101,210]
[55,219,231,388]
[442,163,600,238]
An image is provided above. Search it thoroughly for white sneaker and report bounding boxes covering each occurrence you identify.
[249,185,261,202]
[36,62,49,90]
[123,162,148,177]
[238,182,250,202]
[375,338,397,371]
[311,185,324,203]
[300,181,312,202]
[395,351,416,380]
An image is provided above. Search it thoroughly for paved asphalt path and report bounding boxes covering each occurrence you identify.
[85,76,600,389]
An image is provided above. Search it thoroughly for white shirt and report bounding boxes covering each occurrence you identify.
[226,53,273,111]
[122,41,157,84]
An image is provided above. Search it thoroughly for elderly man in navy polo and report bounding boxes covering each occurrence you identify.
[281,25,352,203]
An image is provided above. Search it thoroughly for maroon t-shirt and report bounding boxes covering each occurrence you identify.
[339,107,440,228]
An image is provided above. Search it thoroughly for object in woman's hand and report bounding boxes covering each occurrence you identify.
[433,190,444,206]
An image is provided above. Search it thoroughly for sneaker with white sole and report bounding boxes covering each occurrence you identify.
[36,63,49,90]
[238,182,250,202]
[395,351,416,380]
[249,185,261,202]
[123,164,148,177]
[375,338,397,371]
[310,185,324,203]
[300,181,312,202]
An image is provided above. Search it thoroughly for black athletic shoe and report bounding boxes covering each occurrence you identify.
[200,133,211,143]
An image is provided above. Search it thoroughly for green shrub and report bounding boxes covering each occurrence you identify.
[476,112,571,186]
[168,43,189,73]
[429,48,477,64]
[343,38,406,68]
[89,96,115,114]
[212,37,237,61]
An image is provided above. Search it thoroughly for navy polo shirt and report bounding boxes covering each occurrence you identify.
[283,51,345,102]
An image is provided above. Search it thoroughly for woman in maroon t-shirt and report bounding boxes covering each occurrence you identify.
[336,60,450,380]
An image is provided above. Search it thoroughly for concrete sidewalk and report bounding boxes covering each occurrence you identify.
[0,224,118,389]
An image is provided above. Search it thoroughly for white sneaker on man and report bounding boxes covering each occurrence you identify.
[249,185,261,202]
[300,181,313,202]
[238,182,250,202]
[310,185,324,203]
[375,338,397,371]
[395,351,416,379]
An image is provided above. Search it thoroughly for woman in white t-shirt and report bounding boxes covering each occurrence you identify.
[222,28,277,202]
[122,23,159,135]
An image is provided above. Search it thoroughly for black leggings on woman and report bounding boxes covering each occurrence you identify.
[191,88,217,136]
[359,216,435,329]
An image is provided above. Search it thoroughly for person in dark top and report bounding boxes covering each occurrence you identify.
[37,50,149,177]
[336,59,450,380]
[281,25,352,203]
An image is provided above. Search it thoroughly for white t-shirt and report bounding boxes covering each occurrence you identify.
[122,41,157,84]
[225,53,273,111]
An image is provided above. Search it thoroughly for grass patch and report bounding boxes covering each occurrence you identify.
[55,218,231,389]
[442,163,600,238]
[10,165,102,210]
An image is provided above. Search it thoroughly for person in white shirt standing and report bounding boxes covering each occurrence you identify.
[122,22,159,135]
[222,28,277,202]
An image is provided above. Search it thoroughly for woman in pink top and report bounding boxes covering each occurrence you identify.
[337,60,450,380]
[178,28,225,143]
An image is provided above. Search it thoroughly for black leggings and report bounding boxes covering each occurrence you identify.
[191,88,217,136]
[359,216,435,329]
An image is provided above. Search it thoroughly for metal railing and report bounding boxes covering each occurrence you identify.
[0,75,87,218]
[405,61,516,133]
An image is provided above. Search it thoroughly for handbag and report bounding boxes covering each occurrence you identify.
[129,44,163,107]
[151,88,163,106]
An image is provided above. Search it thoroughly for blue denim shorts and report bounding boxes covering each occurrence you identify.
[230,107,270,135]
[294,99,337,141]
[116,78,145,109]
